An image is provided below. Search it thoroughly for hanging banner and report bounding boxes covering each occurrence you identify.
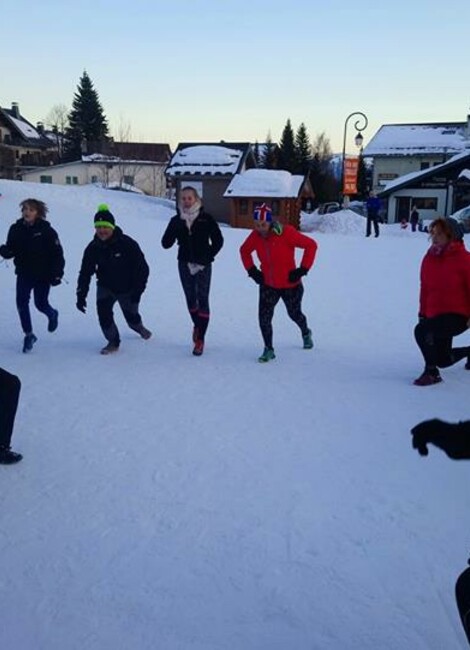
[343,156,359,195]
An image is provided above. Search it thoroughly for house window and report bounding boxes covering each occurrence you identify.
[66,176,71,184]
[72,177,78,185]
[420,162,430,170]
[91,175,98,183]
[123,175,134,186]
[271,200,280,216]
[239,199,248,215]
[40,175,52,183]
[413,197,438,210]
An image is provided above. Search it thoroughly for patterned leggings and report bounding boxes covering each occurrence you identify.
[258,284,309,348]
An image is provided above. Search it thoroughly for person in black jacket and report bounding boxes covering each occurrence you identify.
[0,199,65,353]
[76,204,151,355]
[161,186,223,356]
[0,367,22,464]
[411,418,470,645]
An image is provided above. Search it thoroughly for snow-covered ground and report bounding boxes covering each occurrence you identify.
[0,180,469,650]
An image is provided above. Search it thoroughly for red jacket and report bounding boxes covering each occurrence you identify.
[419,242,470,318]
[240,224,317,289]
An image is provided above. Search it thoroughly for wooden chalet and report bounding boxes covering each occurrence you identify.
[224,168,314,229]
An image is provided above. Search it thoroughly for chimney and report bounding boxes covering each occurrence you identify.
[11,102,20,118]
[36,122,44,134]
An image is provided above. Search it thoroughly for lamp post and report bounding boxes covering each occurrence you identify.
[341,111,368,203]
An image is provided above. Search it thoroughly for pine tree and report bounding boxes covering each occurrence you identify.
[278,119,296,172]
[294,123,312,175]
[253,141,261,167]
[261,132,278,169]
[64,71,109,161]
[356,149,368,199]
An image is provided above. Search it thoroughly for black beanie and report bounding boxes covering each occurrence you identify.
[94,203,116,229]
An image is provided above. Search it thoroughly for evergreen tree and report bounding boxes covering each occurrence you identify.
[64,71,109,161]
[294,122,312,175]
[261,132,278,169]
[253,141,261,167]
[278,119,296,172]
[356,149,369,199]
[309,132,338,204]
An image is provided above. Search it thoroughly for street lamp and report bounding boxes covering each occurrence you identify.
[341,111,368,202]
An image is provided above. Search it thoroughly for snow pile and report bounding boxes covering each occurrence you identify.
[224,168,304,197]
[301,208,365,234]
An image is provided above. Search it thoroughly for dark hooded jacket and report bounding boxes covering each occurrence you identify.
[0,218,65,281]
[77,226,149,299]
[161,209,224,265]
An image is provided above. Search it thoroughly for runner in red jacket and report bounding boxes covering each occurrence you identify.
[413,217,470,386]
[240,203,318,362]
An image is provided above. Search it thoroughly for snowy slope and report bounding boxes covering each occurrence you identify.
[0,180,469,650]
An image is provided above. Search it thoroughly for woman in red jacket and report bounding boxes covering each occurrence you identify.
[414,217,470,385]
[240,203,318,362]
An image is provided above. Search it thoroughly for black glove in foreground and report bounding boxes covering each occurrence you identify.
[411,419,470,459]
[76,296,87,314]
[248,266,264,285]
[288,266,308,283]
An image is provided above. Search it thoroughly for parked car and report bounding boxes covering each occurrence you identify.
[318,202,340,215]
[449,205,470,233]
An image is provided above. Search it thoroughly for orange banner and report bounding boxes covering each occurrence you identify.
[343,156,359,195]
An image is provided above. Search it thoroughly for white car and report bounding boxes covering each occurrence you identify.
[449,205,470,233]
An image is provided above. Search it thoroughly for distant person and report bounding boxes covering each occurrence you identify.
[366,191,381,237]
[161,186,224,356]
[0,199,65,353]
[0,367,22,464]
[410,206,420,232]
[239,203,317,362]
[413,217,470,386]
[76,204,151,355]
[411,417,470,646]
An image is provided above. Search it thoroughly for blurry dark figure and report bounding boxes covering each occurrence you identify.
[411,417,470,645]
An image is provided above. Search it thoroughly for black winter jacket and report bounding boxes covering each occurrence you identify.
[0,218,65,281]
[77,227,149,299]
[161,209,223,265]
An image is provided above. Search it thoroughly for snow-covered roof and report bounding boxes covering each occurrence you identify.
[7,114,43,140]
[458,169,470,182]
[364,123,470,157]
[379,151,470,195]
[82,154,164,165]
[166,144,249,176]
[224,169,305,198]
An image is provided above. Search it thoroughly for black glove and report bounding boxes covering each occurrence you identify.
[288,266,308,283]
[76,295,87,314]
[247,266,264,285]
[411,419,470,459]
[0,244,13,259]
[130,292,142,304]
[50,277,62,286]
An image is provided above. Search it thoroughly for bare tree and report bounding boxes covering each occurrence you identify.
[44,104,69,161]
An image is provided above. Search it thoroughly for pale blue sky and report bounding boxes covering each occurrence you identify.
[2,0,469,153]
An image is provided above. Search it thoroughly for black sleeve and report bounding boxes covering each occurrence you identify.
[3,224,20,257]
[209,217,224,259]
[48,227,65,279]
[76,244,96,299]
[129,240,150,295]
[161,217,180,249]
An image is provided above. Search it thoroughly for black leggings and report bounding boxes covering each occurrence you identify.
[414,313,470,371]
[0,367,21,448]
[258,284,309,349]
[178,261,212,340]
